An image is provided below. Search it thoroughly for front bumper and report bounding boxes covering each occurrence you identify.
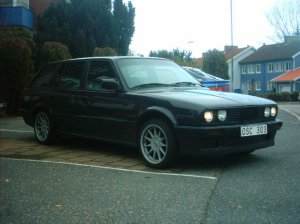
[175,119,283,155]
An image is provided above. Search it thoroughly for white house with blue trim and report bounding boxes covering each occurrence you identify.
[225,45,256,93]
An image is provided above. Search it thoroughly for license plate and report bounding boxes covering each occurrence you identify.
[241,124,267,137]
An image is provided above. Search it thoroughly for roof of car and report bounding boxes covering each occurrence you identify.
[52,56,167,63]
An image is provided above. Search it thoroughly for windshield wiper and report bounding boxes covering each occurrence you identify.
[132,83,171,89]
[171,82,199,87]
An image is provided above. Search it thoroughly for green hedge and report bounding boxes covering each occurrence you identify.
[256,92,299,102]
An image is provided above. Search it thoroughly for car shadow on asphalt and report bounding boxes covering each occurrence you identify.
[1,133,265,172]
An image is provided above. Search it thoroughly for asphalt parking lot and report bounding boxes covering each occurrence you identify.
[0,103,300,223]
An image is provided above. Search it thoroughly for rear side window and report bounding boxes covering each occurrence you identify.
[56,61,85,89]
[31,63,62,88]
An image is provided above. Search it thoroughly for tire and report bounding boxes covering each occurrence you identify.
[34,110,56,144]
[139,119,178,168]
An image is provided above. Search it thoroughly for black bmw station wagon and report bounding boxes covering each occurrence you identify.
[21,57,283,168]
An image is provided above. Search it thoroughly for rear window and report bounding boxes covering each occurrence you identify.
[31,63,62,88]
[55,61,85,89]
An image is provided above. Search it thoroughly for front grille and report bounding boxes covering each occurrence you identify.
[227,106,271,124]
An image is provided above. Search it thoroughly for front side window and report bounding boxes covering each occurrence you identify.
[31,63,62,88]
[56,61,85,89]
[86,61,116,90]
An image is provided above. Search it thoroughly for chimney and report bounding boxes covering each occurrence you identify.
[224,45,238,54]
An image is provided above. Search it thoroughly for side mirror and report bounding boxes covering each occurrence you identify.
[101,78,121,91]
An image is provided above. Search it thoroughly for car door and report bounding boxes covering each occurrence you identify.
[50,60,87,135]
[79,59,137,144]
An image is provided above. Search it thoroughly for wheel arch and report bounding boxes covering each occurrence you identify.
[137,107,179,168]
[136,106,177,137]
[33,103,53,118]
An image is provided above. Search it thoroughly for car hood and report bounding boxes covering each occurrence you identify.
[131,88,275,108]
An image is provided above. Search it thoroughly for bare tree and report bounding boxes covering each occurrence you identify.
[267,0,300,42]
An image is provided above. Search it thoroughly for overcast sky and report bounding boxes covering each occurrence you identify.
[128,0,277,58]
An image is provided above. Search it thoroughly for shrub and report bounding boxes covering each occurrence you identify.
[38,41,71,69]
[0,38,34,114]
[257,92,299,102]
[93,47,118,56]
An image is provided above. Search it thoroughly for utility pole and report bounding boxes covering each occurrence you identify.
[230,0,234,92]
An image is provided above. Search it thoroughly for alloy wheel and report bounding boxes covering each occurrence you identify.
[140,123,168,165]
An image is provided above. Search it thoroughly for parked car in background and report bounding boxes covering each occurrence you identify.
[184,67,230,92]
[21,57,282,168]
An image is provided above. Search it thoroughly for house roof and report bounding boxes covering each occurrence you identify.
[240,38,300,63]
[225,47,248,61]
[271,67,300,82]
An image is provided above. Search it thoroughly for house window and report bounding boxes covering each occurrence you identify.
[247,65,254,74]
[285,61,292,71]
[267,82,274,91]
[267,63,274,73]
[241,65,247,74]
[247,81,252,91]
[255,81,261,91]
[274,62,283,72]
[255,64,261,73]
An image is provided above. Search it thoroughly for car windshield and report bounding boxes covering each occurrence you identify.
[116,58,199,89]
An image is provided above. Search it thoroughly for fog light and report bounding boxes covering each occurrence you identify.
[264,107,271,117]
[204,111,214,122]
[271,107,277,116]
[218,110,227,121]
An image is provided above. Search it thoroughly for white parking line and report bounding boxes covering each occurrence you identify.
[2,157,217,180]
[0,129,33,133]
[279,107,300,121]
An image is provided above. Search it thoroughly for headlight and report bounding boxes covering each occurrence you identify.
[204,111,214,122]
[271,107,277,117]
[264,107,271,117]
[218,110,227,121]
